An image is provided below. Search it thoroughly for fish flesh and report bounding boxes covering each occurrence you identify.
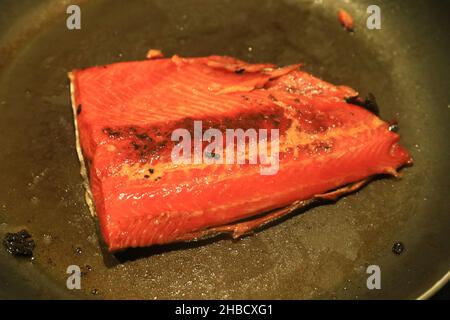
[69,54,412,251]
[338,9,354,32]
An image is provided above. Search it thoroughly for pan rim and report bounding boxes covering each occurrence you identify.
[417,271,450,300]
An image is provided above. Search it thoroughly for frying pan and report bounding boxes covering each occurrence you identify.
[0,0,448,299]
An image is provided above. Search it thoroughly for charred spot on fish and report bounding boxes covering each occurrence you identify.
[207,108,289,134]
[3,229,35,257]
[347,94,379,115]
[149,168,154,174]
[235,68,245,74]
[346,96,364,106]
[268,94,278,102]
[136,133,152,141]
[131,142,140,150]
[144,175,150,179]
[106,108,290,165]
[298,140,334,156]
[285,86,296,94]
[365,93,379,115]
[103,127,122,139]
[76,104,82,115]
[127,127,137,134]
[392,242,405,255]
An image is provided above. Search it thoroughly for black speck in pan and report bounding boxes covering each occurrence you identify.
[392,242,405,255]
[3,229,35,258]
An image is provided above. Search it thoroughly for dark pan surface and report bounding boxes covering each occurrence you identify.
[0,0,448,299]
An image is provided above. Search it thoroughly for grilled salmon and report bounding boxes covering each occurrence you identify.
[69,54,412,251]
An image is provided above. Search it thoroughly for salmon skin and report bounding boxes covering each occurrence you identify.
[69,54,412,251]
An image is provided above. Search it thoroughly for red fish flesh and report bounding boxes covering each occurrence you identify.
[338,9,354,32]
[69,54,412,251]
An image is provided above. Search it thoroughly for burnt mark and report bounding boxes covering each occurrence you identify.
[346,93,379,115]
[392,242,405,255]
[3,229,35,258]
[76,104,82,115]
[136,133,153,142]
[91,289,99,295]
[234,68,246,74]
[131,142,140,150]
[103,127,122,139]
[297,139,334,156]
[268,94,278,102]
[364,93,379,115]
[127,127,137,134]
[101,106,291,164]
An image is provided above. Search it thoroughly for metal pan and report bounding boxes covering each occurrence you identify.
[0,0,448,299]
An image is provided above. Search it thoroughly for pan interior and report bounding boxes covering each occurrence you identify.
[0,0,448,299]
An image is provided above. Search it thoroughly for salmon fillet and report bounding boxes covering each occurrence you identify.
[69,54,412,251]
